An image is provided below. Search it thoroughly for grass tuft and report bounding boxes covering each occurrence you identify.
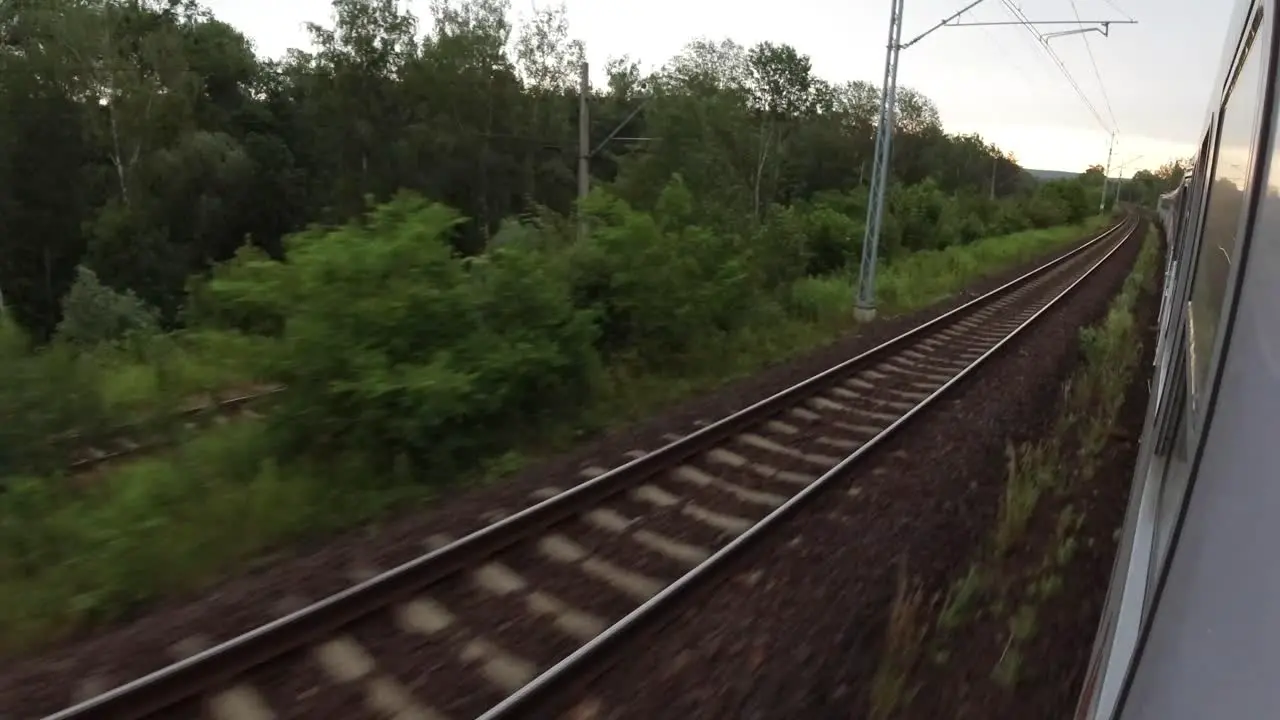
[896,221,1162,707]
[870,557,928,720]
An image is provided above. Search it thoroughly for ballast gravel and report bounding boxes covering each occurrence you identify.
[563,225,1143,719]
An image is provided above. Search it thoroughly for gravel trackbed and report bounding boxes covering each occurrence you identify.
[561,222,1145,719]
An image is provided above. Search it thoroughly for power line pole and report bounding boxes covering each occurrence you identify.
[855,0,1133,321]
[854,0,906,322]
[1099,131,1116,213]
[1112,153,1144,205]
[577,61,591,242]
[575,63,656,243]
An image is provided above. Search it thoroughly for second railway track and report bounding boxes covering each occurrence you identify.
[57,386,283,473]
[36,215,1139,720]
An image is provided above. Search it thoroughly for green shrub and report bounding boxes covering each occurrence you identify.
[0,420,415,653]
[801,204,862,275]
[181,243,284,337]
[0,188,1111,656]
[572,182,756,365]
[54,266,160,347]
[752,204,811,291]
[786,275,854,323]
[202,193,600,478]
[0,318,106,476]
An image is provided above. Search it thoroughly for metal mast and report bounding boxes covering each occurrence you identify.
[575,62,656,243]
[855,0,905,322]
[577,62,591,242]
[853,0,1134,321]
[1099,132,1116,213]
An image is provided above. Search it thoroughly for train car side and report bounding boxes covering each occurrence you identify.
[1075,0,1280,717]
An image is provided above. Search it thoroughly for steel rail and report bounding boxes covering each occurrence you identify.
[42,216,1133,720]
[53,387,284,445]
[479,216,1139,718]
[60,388,285,472]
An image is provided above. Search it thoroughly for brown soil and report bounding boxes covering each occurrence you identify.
[0,222,1120,719]
[564,222,1146,719]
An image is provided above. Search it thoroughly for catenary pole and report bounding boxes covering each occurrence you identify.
[854,0,1132,321]
[854,0,907,322]
[1099,132,1116,213]
[577,61,591,242]
[576,63,655,243]
[1112,154,1144,204]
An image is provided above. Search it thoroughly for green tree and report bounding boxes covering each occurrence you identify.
[0,0,1107,337]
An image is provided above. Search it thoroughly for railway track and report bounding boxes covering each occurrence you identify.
[56,386,283,473]
[38,216,1138,720]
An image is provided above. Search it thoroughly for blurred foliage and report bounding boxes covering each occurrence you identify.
[0,316,107,477]
[55,266,160,348]
[202,195,600,475]
[0,0,1171,340]
[0,0,1140,654]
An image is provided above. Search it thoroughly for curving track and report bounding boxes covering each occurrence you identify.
[39,216,1138,720]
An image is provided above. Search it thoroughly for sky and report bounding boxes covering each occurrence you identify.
[204,0,1235,175]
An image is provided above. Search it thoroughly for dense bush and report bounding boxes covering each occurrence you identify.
[201,196,600,475]
[572,181,758,363]
[0,318,106,477]
[0,157,1109,485]
[55,267,160,348]
[184,174,1111,482]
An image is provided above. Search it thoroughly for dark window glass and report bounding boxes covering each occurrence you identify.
[1188,16,1262,410]
[1153,127,1212,457]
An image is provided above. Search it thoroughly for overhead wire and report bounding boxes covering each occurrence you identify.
[996,2,1066,81]
[1069,0,1119,131]
[999,0,1114,133]
[1099,0,1135,21]
[960,1,1040,88]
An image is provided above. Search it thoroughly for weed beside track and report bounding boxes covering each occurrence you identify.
[883,221,1163,719]
[502,218,1142,720]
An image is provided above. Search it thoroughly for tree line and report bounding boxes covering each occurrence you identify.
[0,0,1183,342]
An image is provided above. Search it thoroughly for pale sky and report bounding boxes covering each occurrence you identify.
[205,0,1232,175]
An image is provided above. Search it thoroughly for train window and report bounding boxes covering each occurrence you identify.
[1186,11,1263,417]
[1153,129,1213,458]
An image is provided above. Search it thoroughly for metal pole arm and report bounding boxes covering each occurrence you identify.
[901,0,988,49]
[943,19,1136,27]
[590,95,655,158]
